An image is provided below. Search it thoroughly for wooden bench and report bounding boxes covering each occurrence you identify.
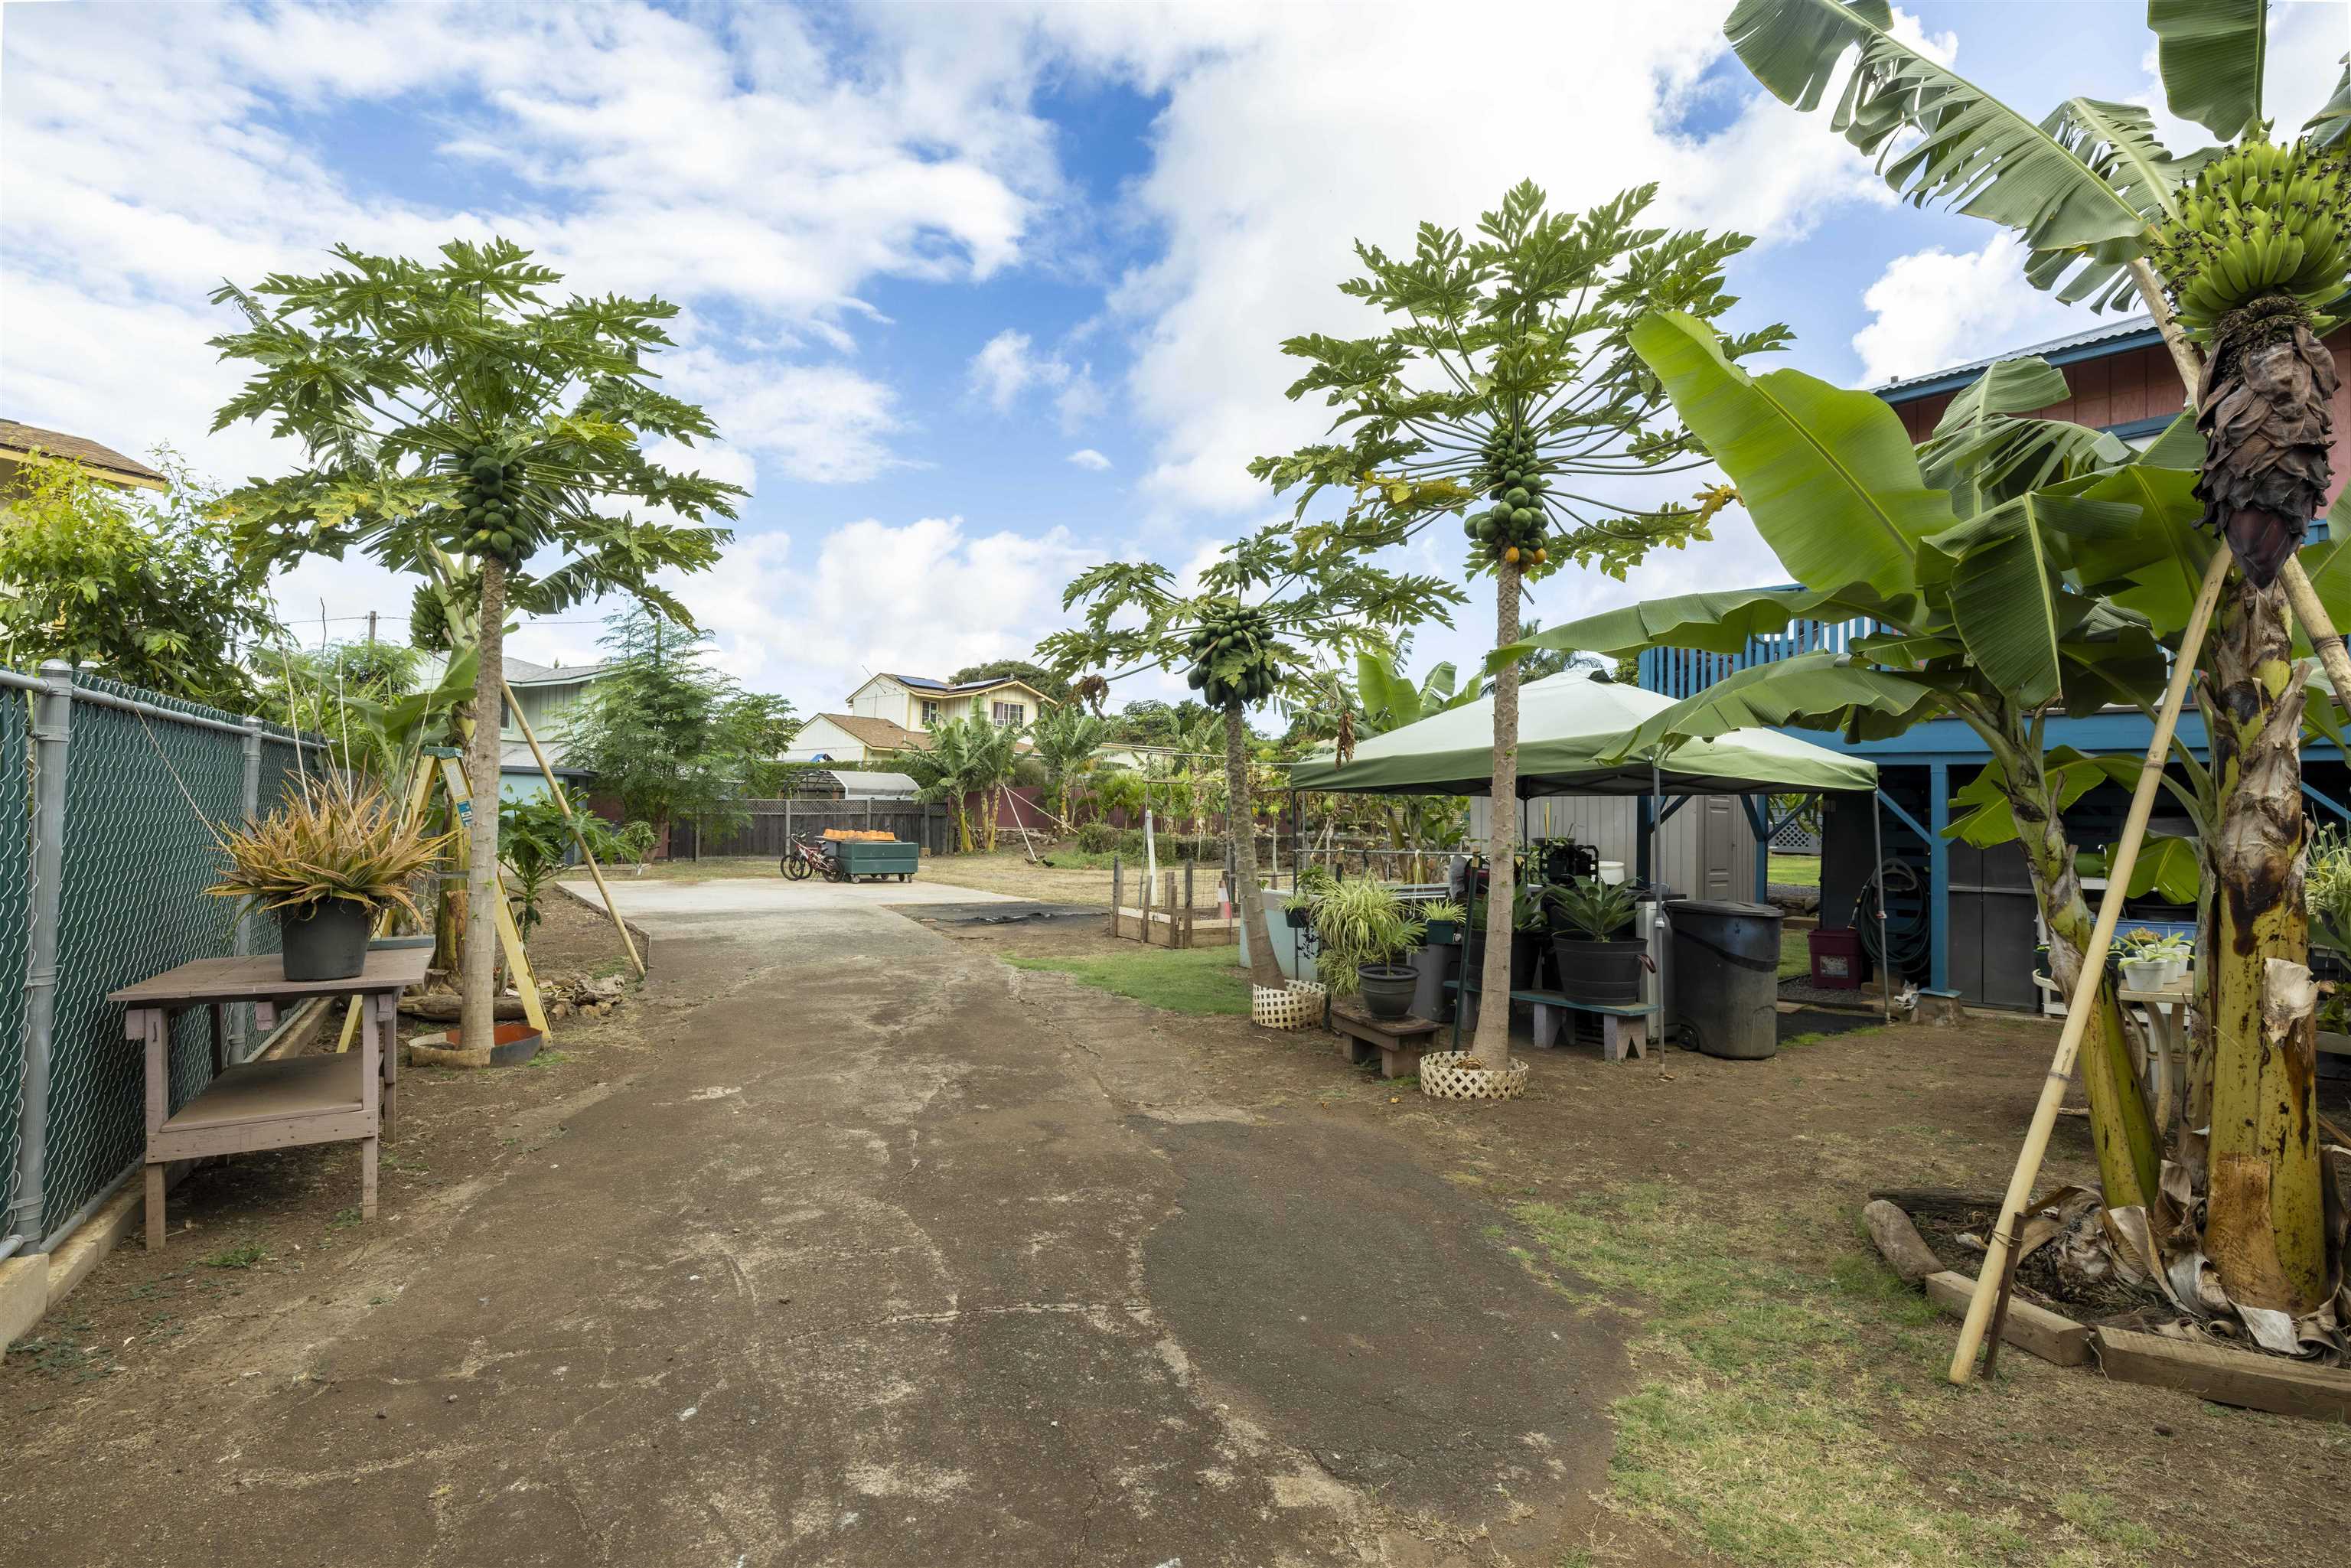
[1329,1006,1442,1077]
[107,947,428,1250]
[1446,980,1655,1061]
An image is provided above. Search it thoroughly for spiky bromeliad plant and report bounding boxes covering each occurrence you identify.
[1250,180,1781,1074]
[1042,531,1461,991]
[1645,0,2351,1326]
[209,239,739,1070]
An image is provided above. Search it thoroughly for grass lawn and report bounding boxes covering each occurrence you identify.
[1003,945,1250,1015]
[1768,852,1821,887]
[1779,926,1811,980]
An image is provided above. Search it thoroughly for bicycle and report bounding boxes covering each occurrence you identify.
[781,836,841,882]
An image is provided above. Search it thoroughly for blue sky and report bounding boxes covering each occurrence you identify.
[5,2,2348,716]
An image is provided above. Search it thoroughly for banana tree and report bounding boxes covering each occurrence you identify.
[1513,317,2187,1211]
[1030,703,1112,827]
[1250,180,1780,1071]
[1042,531,1459,989]
[1721,0,2346,1322]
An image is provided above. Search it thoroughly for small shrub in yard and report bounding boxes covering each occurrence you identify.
[1076,821,1122,854]
[200,1242,271,1270]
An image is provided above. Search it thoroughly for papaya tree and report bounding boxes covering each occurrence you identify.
[1249,180,1779,1071]
[209,239,739,1059]
[1720,0,2347,1322]
[1042,530,1459,989]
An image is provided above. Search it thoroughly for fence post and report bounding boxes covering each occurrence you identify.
[1110,855,1122,940]
[230,717,264,1061]
[11,663,73,1247]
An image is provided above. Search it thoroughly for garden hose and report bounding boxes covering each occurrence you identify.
[1857,858,1931,979]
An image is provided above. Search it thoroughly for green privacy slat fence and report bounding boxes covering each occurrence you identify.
[4,667,326,1248]
[0,680,33,1238]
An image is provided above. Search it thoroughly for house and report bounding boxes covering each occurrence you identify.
[0,419,168,502]
[413,650,615,799]
[785,671,1050,763]
[1637,314,2351,1008]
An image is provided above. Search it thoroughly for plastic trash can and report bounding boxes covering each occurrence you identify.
[1670,899,1785,1060]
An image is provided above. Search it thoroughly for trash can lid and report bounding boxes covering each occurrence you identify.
[1670,899,1782,920]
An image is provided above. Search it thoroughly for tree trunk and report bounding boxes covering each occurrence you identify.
[1470,560,1521,1071]
[1227,703,1282,989]
[461,556,507,1055]
[2004,745,2160,1209]
[2200,581,2328,1312]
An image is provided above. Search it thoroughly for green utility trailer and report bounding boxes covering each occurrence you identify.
[827,837,920,883]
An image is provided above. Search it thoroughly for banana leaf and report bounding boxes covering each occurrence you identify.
[1629,311,1954,595]
[2079,833,2205,905]
[1921,491,2142,709]
[1723,0,2158,311]
[1492,582,1906,668]
[1596,651,1945,763]
[2147,0,2267,142]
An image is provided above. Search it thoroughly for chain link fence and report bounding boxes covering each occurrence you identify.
[3,666,323,1254]
[0,676,34,1247]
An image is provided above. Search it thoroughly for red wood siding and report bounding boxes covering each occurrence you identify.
[1890,329,2351,509]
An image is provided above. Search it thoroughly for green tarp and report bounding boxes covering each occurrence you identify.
[1287,670,1878,797]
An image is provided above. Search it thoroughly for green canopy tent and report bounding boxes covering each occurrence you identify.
[1289,670,1876,798]
[1286,670,1889,1019]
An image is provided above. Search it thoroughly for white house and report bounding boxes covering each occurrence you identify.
[785,671,1052,764]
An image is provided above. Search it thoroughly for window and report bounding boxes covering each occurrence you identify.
[501,698,515,731]
[992,700,1026,727]
[920,699,942,726]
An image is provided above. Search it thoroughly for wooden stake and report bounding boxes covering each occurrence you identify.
[504,677,644,978]
[1978,1202,2027,1382]
[1948,546,2230,1383]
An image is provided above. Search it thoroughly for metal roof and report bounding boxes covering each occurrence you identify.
[1871,313,2161,403]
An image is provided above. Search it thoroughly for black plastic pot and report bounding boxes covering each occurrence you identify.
[1285,906,1311,929]
[280,901,370,981]
[1356,964,1419,1020]
[1511,931,1544,993]
[1422,918,1459,947]
[1551,935,1643,1006]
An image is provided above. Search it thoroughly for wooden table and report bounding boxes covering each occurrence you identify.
[107,948,429,1250]
[1331,1006,1441,1077]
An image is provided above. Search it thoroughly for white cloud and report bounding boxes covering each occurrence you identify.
[1065,448,1113,471]
[1022,3,1883,517]
[1850,233,2087,385]
[967,328,1068,412]
[683,516,1099,703]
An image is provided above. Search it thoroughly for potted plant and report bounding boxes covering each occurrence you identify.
[207,774,446,982]
[1466,882,1549,993]
[1545,876,1645,1006]
[1312,879,1427,1019]
[1284,863,1336,929]
[1417,898,1466,947]
[2118,929,2191,992]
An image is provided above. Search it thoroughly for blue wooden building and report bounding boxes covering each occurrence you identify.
[1637,315,2351,1008]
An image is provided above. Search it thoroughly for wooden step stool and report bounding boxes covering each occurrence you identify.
[1331,1006,1442,1077]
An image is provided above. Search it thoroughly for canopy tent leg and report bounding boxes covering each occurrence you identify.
[1741,794,1770,902]
[1873,791,1892,1024]
[1928,762,1951,994]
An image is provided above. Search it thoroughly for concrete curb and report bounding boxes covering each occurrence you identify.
[1,995,331,1350]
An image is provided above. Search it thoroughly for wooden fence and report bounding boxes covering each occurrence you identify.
[670,800,957,859]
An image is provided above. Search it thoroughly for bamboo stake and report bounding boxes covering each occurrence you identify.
[504,677,644,978]
[1948,546,2230,1383]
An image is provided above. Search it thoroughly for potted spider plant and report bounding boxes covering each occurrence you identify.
[1312,879,1427,1019]
[207,773,447,982]
[1417,898,1466,947]
[1545,876,1644,1006]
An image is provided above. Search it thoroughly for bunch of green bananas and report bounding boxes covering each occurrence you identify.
[1461,422,1551,568]
[2150,135,2351,335]
[1184,601,1280,709]
[448,440,540,566]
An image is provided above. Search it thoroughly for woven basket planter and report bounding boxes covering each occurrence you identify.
[1252,978,1328,1032]
[1417,1049,1528,1102]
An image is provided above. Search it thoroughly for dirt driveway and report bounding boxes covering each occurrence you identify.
[2,877,1666,1567]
